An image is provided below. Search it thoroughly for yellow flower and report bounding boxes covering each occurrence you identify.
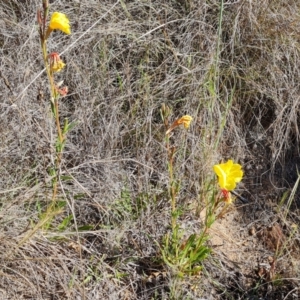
[166,115,193,134]
[49,12,71,35]
[213,160,243,191]
[52,60,65,72]
[176,115,193,129]
[48,52,66,72]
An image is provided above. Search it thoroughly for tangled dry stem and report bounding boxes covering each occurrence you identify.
[0,0,300,299]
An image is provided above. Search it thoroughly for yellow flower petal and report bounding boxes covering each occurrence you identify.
[49,12,71,35]
[166,115,193,134]
[213,160,243,191]
[177,115,193,129]
[51,60,65,72]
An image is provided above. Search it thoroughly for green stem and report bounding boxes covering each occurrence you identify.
[41,42,55,97]
[166,134,177,231]
[54,98,64,164]
[41,37,64,203]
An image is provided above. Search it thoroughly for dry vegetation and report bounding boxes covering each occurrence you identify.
[0,0,300,299]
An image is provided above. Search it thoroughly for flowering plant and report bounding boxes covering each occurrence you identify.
[18,0,73,246]
[160,105,211,275]
[37,3,73,205]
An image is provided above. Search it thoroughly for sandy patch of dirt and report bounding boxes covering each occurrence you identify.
[202,201,300,295]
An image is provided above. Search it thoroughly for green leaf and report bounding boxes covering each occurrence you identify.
[78,225,94,231]
[58,214,73,231]
[206,213,215,228]
[60,175,73,181]
[74,193,86,200]
[63,118,77,135]
[57,200,67,209]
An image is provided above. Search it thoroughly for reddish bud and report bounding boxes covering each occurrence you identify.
[58,86,68,96]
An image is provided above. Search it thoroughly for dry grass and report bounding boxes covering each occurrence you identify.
[0,0,300,299]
